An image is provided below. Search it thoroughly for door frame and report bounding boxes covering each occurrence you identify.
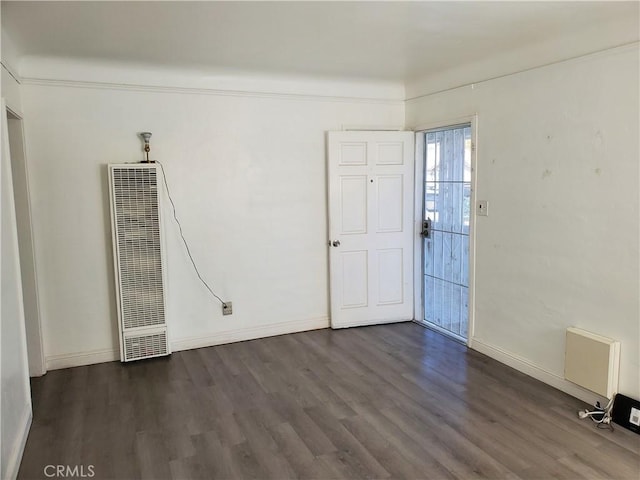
[4,103,46,376]
[412,115,478,346]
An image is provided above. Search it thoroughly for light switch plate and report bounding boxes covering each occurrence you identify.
[477,200,489,216]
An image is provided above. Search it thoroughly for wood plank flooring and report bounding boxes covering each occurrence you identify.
[18,323,640,479]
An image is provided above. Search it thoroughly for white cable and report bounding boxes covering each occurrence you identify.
[578,397,614,427]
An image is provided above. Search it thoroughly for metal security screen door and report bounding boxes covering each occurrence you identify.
[422,124,471,341]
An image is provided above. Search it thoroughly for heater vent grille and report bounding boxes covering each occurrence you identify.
[124,331,168,361]
[109,164,170,361]
[112,167,165,329]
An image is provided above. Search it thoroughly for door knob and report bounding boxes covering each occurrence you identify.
[332,240,341,247]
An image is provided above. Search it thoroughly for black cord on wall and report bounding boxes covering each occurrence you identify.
[156,162,225,305]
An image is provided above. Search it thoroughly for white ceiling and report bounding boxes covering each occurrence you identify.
[2,1,639,85]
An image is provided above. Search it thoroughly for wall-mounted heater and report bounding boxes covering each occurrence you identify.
[565,327,619,398]
[109,164,170,361]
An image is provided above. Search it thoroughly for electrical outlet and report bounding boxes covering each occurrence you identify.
[222,302,233,315]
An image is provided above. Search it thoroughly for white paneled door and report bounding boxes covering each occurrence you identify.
[328,131,415,328]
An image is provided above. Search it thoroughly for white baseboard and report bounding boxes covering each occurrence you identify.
[3,405,32,480]
[46,348,119,370]
[45,317,330,369]
[171,316,329,352]
[469,337,605,405]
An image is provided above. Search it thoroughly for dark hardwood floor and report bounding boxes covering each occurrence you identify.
[18,323,640,479]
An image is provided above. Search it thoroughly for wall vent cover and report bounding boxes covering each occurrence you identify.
[109,164,170,361]
[124,330,168,361]
[565,327,619,398]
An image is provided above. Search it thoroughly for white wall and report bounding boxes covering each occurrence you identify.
[1,71,33,479]
[407,44,640,400]
[1,68,21,116]
[19,62,404,367]
[13,42,639,406]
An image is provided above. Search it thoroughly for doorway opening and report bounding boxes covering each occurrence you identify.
[419,123,472,342]
[6,107,46,376]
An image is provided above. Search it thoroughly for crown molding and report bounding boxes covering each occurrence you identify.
[406,41,640,102]
[1,61,22,84]
[20,76,404,106]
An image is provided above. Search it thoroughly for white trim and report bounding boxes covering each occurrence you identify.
[1,72,24,120]
[5,112,47,377]
[1,101,32,382]
[46,316,330,369]
[467,116,478,343]
[412,115,478,345]
[412,131,425,322]
[469,337,606,405]
[1,102,35,480]
[341,125,405,131]
[46,348,120,370]
[5,106,22,121]
[3,406,32,480]
[1,61,22,85]
[20,77,404,106]
[171,316,329,351]
[408,113,479,135]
